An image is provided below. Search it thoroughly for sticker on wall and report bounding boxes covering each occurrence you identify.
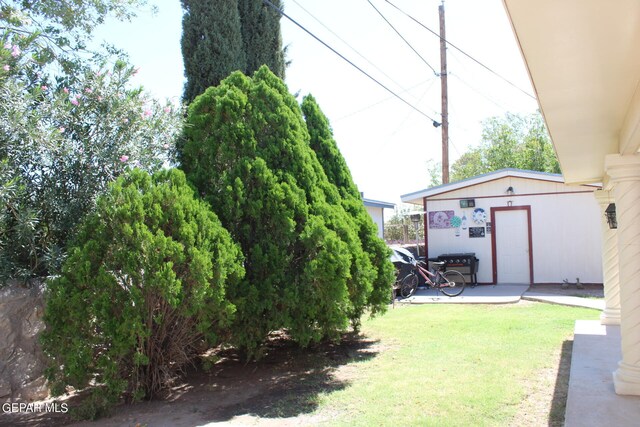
[486,222,492,234]
[450,215,462,237]
[428,210,454,229]
[472,208,487,224]
[461,213,468,230]
[469,227,486,238]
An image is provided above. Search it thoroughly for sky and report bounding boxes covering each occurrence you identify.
[92,0,539,211]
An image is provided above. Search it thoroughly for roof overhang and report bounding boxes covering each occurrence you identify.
[401,168,566,205]
[363,198,395,209]
[503,0,640,184]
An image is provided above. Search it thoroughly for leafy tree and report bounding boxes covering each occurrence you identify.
[42,168,244,418]
[449,111,560,182]
[0,0,150,73]
[301,94,393,319]
[181,67,385,357]
[180,0,246,103]
[238,0,285,79]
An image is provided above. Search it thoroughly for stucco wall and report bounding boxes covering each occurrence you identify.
[425,177,603,284]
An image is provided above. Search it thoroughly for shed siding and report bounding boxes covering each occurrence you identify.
[425,177,602,284]
[365,206,385,239]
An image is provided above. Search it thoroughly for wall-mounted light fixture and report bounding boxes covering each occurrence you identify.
[605,203,617,229]
[506,186,515,196]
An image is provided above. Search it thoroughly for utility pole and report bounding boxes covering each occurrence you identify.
[439,2,449,184]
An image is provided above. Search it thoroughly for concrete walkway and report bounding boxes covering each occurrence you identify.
[396,283,529,305]
[564,321,640,427]
[395,283,606,310]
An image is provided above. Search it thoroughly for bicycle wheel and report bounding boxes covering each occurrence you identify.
[438,270,466,297]
[400,273,418,298]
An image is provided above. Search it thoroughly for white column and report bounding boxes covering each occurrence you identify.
[593,189,620,325]
[606,154,640,395]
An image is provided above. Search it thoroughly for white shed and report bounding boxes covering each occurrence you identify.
[401,169,602,285]
[363,197,395,239]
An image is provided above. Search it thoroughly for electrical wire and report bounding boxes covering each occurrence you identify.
[262,0,441,125]
[289,0,409,94]
[366,0,439,76]
[336,76,438,121]
[383,0,536,100]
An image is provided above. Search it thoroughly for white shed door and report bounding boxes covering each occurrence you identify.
[495,209,530,284]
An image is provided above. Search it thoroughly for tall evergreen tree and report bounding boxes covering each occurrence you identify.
[301,94,395,311]
[181,0,247,103]
[181,67,387,357]
[238,0,286,79]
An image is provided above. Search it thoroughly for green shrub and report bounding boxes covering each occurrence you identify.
[179,66,388,357]
[301,95,395,319]
[42,168,244,416]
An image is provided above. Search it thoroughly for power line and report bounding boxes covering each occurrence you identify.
[336,76,438,121]
[289,0,409,94]
[384,0,536,100]
[366,0,439,76]
[262,0,441,125]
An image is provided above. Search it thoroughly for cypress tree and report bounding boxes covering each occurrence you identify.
[301,94,395,311]
[181,0,247,103]
[181,67,383,357]
[238,0,286,79]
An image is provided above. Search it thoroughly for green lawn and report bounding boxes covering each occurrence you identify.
[314,303,600,426]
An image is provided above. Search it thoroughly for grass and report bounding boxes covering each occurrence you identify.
[311,303,600,426]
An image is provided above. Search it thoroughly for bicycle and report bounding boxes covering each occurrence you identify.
[398,260,466,298]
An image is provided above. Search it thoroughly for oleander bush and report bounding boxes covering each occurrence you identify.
[41,168,244,417]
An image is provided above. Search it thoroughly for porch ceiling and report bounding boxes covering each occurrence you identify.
[503,0,640,184]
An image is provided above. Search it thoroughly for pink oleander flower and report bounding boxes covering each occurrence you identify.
[3,42,11,49]
[123,118,129,124]
[2,65,9,72]
[143,109,152,118]
[119,155,129,163]
[163,107,171,113]
[63,87,69,94]
[85,88,92,94]
[97,96,103,102]
[41,85,48,91]
[11,45,20,57]
[59,127,65,133]
[163,143,170,149]
[70,98,79,106]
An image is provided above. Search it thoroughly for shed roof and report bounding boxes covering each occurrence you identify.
[401,168,595,205]
[363,197,395,209]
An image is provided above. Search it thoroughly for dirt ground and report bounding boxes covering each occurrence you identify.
[0,333,382,427]
[2,286,602,427]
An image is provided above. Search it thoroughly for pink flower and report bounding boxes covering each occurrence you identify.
[84,88,92,94]
[3,42,10,49]
[70,98,79,106]
[11,45,20,57]
[163,143,170,149]
[133,67,140,76]
[123,118,129,124]
[41,85,48,91]
[163,107,171,114]
[97,96,103,102]
[119,155,129,163]
[59,127,65,133]
[63,87,69,94]
[143,109,152,118]
[2,65,9,72]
